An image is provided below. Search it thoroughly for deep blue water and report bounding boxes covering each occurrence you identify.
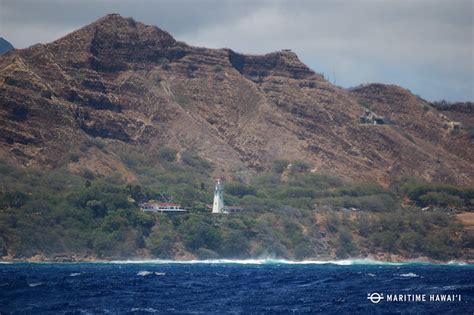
[0,259,472,314]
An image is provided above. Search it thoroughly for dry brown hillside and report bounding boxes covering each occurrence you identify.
[0,14,473,185]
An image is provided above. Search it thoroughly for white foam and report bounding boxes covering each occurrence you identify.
[28,282,44,287]
[70,272,81,277]
[131,308,159,313]
[137,271,165,276]
[86,257,473,266]
[109,258,405,266]
[441,285,458,290]
[399,272,419,278]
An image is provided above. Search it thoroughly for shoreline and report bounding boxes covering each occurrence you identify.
[1,255,472,266]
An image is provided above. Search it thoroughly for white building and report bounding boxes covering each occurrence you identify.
[140,201,186,213]
[211,179,243,214]
[212,179,224,214]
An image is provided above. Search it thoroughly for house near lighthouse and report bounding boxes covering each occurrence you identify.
[140,179,243,214]
[211,179,243,214]
[140,201,186,213]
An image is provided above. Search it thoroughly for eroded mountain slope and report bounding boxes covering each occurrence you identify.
[0,14,472,184]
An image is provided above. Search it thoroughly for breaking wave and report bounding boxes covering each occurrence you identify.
[107,258,471,266]
[137,270,166,276]
[399,272,420,278]
[28,282,44,287]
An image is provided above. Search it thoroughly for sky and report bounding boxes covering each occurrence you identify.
[0,0,472,101]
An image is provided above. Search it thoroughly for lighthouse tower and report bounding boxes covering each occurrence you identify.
[212,179,224,214]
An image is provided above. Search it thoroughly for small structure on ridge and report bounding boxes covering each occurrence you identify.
[360,109,385,125]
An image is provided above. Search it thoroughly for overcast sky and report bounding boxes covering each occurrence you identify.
[1,0,472,101]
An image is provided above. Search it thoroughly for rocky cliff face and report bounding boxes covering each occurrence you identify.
[0,14,473,184]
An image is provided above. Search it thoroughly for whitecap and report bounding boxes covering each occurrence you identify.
[441,285,458,290]
[399,272,419,278]
[215,272,229,277]
[131,307,159,313]
[70,272,81,277]
[367,273,376,277]
[28,282,44,287]
[137,270,165,277]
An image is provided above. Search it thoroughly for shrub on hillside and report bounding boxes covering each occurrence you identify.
[178,215,222,252]
[0,191,29,209]
[402,183,474,207]
[158,147,177,162]
[272,160,290,173]
[291,161,311,173]
[226,183,257,198]
[181,152,212,173]
[419,191,464,207]
[335,228,358,258]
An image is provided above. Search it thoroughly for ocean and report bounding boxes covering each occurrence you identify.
[0,259,472,314]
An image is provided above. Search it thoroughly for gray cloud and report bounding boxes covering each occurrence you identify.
[1,0,472,101]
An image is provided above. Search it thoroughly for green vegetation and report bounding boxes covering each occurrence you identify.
[272,159,290,173]
[157,147,177,162]
[355,210,463,260]
[0,152,471,262]
[400,181,474,208]
[213,64,224,73]
[466,125,474,139]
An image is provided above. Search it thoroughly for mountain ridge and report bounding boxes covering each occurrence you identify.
[0,14,472,185]
[0,37,13,55]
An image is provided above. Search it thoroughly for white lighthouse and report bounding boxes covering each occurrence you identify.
[212,179,224,214]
